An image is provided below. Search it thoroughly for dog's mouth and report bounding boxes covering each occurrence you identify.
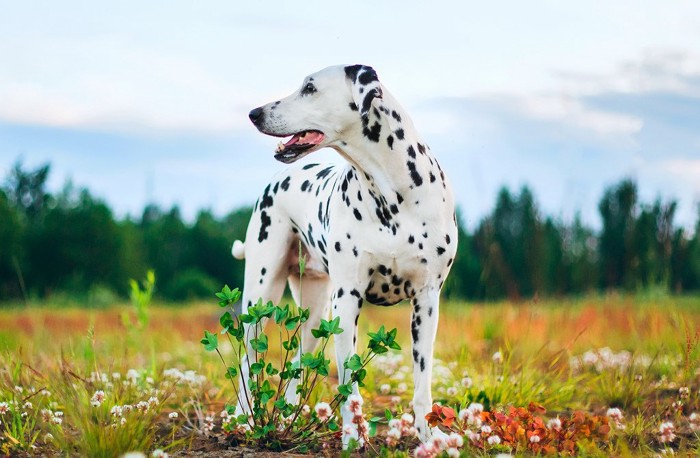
[273,130,325,164]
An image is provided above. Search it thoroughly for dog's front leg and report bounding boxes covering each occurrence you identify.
[332,288,365,449]
[410,288,441,442]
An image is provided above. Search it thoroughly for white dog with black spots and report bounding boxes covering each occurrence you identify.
[232,64,457,447]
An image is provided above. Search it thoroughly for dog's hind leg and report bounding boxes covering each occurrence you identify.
[283,273,332,406]
[234,222,291,417]
[410,287,441,442]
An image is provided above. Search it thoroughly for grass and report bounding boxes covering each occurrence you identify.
[1,294,700,456]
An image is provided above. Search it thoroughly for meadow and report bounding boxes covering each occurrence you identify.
[2,293,700,457]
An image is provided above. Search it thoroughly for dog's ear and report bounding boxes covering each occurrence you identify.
[345,64,383,119]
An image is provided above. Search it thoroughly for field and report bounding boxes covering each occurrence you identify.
[2,294,700,457]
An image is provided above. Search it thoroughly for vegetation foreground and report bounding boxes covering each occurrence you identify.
[2,294,700,457]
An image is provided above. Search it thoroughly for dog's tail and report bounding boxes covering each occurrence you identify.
[231,240,246,260]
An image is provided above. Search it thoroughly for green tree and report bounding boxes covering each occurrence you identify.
[598,179,638,290]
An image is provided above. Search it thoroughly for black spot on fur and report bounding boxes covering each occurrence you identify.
[420,357,425,372]
[302,163,319,170]
[363,120,382,142]
[260,184,274,209]
[430,172,436,183]
[408,235,415,244]
[261,268,267,275]
[445,234,451,244]
[349,102,358,111]
[335,242,341,252]
[353,208,362,221]
[437,246,446,255]
[407,145,416,158]
[407,161,423,186]
[396,192,404,204]
[387,135,394,149]
[391,110,401,123]
[395,128,404,140]
[358,67,378,85]
[301,180,310,192]
[337,288,344,298]
[344,65,362,82]
[258,211,271,242]
[280,176,290,191]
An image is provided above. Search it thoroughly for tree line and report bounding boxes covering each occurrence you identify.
[1,161,699,304]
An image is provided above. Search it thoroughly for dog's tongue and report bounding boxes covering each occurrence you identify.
[284,131,324,147]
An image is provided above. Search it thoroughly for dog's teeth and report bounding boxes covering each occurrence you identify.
[276,141,284,152]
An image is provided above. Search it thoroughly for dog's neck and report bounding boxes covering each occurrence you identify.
[332,90,449,215]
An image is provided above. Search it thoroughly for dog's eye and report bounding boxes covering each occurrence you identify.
[301,82,317,95]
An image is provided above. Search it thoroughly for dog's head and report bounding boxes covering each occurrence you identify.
[248,64,390,164]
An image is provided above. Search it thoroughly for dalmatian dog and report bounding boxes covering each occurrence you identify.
[232,64,457,446]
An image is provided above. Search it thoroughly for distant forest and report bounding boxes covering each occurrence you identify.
[1,161,699,304]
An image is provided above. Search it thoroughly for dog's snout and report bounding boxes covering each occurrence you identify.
[249,107,264,125]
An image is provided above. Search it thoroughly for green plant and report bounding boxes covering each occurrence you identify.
[202,285,401,452]
[122,270,155,331]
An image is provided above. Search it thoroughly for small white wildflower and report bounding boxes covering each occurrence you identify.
[446,432,463,448]
[492,351,503,364]
[461,376,473,388]
[347,394,363,415]
[111,405,123,417]
[53,410,63,417]
[659,421,676,443]
[397,382,408,394]
[146,377,154,385]
[147,396,158,407]
[547,417,562,430]
[112,372,121,380]
[151,449,168,458]
[679,387,690,399]
[91,390,106,407]
[481,425,492,434]
[690,412,700,431]
[301,404,310,415]
[122,453,146,458]
[314,402,332,421]
[487,435,501,445]
[50,416,63,425]
[120,416,127,426]
[379,383,391,394]
[169,412,179,420]
[446,447,460,458]
[14,385,24,394]
[530,434,541,443]
[43,432,54,443]
[468,402,484,414]
[386,427,401,446]
[23,401,33,410]
[446,386,458,397]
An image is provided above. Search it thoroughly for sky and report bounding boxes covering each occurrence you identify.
[1,1,699,230]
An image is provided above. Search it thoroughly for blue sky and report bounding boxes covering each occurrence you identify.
[1,1,699,229]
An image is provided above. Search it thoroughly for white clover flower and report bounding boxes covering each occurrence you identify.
[388,419,402,430]
[151,449,168,458]
[390,396,401,405]
[50,416,63,425]
[14,385,23,394]
[492,351,503,364]
[126,369,140,382]
[314,402,332,421]
[679,387,690,399]
[146,377,154,385]
[169,412,179,420]
[659,421,675,443]
[301,404,310,415]
[147,396,158,407]
[347,395,363,416]
[446,432,463,448]
[136,401,149,412]
[547,417,562,430]
[530,434,541,443]
[23,401,33,410]
[606,407,623,422]
[386,427,402,446]
[379,383,391,394]
[53,410,63,417]
[122,453,146,458]
[446,448,460,458]
[112,372,121,380]
[487,435,501,445]
[446,386,458,397]
[120,417,127,426]
[111,405,123,417]
[467,430,481,443]
[461,377,473,388]
[397,382,408,394]
[468,402,484,414]
[91,390,106,407]
[690,412,700,431]
[481,425,492,434]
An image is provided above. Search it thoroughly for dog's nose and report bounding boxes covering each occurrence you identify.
[249,107,264,125]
